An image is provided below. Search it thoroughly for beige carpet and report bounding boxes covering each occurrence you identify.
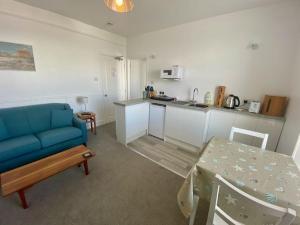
[0,123,209,225]
[128,135,199,178]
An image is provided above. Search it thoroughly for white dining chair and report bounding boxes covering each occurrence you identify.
[292,134,300,169]
[229,127,269,150]
[206,174,296,225]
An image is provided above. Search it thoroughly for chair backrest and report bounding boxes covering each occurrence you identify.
[229,127,269,150]
[292,134,300,168]
[206,174,296,225]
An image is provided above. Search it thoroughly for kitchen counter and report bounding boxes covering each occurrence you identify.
[114,98,285,121]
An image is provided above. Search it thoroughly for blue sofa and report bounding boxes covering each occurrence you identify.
[0,103,87,173]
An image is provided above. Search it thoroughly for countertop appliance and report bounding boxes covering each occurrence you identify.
[261,95,288,117]
[160,65,184,80]
[224,95,240,109]
[149,103,166,139]
[150,95,176,102]
[249,101,261,113]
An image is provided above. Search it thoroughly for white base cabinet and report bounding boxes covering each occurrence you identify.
[115,102,284,152]
[253,118,284,151]
[206,110,284,151]
[164,106,208,152]
[206,110,236,141]
[115,102,149,145]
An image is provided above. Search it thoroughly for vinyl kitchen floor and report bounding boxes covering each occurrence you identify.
[127,135,200,178]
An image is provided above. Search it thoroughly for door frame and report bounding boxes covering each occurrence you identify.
[100,54,127,123]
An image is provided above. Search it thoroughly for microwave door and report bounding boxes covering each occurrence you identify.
[164,70,172,76]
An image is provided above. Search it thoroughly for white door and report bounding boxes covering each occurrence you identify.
[100,55,126,124]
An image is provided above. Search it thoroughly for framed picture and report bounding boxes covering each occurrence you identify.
[0,41,36,71]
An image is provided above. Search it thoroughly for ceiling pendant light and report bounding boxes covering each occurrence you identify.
[104,0,134,13]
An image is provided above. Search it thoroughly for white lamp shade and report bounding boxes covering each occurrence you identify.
[78,96,88,104]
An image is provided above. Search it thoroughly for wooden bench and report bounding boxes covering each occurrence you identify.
[0,145,95,209]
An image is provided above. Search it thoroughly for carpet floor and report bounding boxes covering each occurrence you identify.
[0,123,199,225]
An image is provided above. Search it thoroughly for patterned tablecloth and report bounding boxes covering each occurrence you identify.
[178,137,300,225]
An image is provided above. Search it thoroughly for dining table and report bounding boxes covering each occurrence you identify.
[177,137,300,225]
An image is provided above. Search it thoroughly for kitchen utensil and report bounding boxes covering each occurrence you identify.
[261,95,288,117]
[215,86,226,107]
[224,94,240,109]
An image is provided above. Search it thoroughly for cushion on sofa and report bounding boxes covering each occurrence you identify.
[0,118,9,141]
[2,111,32,138]
[36,127,82,148]
[51,109,73,129]
[26,108,51,133]
[0,135,41,162]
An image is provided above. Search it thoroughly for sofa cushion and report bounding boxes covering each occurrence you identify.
[1,110,32,138]
[51,109,73,129]
[36,127,82,148]
[0,104,72,137]
[0,118,9,141]
[0,135,41,162]
[26,108,51,133]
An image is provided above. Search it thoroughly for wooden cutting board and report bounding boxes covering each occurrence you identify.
[261,95,288,117]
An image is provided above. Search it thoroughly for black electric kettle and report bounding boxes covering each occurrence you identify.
[224,95,240,109]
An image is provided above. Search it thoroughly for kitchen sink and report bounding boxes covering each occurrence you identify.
[188,103,209,108]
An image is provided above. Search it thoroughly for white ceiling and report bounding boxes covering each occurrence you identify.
[16,0,284,37]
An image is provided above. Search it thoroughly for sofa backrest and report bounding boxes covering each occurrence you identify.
[0,103,71,138]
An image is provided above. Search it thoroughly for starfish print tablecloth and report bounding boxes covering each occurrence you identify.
[177,137,300,225]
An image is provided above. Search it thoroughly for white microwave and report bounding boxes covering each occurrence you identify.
[160,65,184,80]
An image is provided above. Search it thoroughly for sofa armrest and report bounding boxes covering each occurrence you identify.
[73,116,88,144]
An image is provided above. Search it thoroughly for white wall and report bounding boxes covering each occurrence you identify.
[277,37,300,155]
[128,1,300,103]
[0,0,126,125]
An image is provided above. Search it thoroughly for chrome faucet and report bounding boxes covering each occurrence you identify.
[192,88,199,102]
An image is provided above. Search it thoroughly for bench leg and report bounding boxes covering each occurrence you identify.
[83,160,89,175]
[18,189,28,209]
